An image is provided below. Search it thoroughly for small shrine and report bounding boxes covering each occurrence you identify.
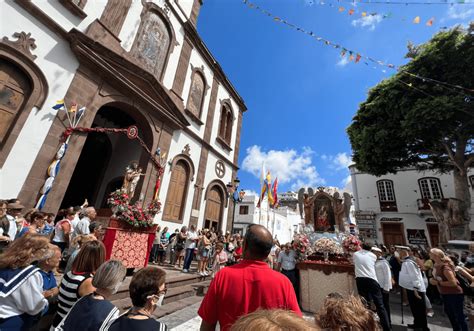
[294,186,359,313]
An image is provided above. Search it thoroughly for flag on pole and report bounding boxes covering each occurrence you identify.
[257,164,267,207]
[52,100,65,110]
[413,16,420,24]
[266,172,274,206]
[272,177,279,208]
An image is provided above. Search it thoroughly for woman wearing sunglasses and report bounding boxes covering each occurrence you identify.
[106,266,168,331]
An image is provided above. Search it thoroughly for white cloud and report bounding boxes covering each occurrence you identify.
[446,6,474,21]
[351,14,383,31]
[342,175,353,193]
[322,152,353,171]
[242,145,325,190]
[243,189,258,197]
[337,56,349,67]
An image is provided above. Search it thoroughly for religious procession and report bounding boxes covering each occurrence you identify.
[0,0,473,330]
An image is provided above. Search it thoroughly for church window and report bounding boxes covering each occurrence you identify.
[218,102,233,147]
[186,70,206,121]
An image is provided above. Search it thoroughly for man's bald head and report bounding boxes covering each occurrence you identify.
[243,224,273,260]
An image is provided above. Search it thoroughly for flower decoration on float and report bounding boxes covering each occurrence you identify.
[342,234,362,253]
[107,189,161,227]
[292,233,314,261]
[313,237,344,255]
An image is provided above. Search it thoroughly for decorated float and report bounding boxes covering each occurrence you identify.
[294,187,360,313]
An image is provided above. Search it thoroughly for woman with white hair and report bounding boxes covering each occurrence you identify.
[57,260,126,330]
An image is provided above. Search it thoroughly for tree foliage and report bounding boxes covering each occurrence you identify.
[347,26,474,177]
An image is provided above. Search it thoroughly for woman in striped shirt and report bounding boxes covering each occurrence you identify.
[51,240,105,329]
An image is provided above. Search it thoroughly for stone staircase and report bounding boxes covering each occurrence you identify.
[110,262,211,319]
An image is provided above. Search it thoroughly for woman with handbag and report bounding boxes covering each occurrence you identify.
[430,248,469,331]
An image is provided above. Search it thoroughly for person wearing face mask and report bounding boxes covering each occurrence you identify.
[57,260,126,330]
[106,267,168,331]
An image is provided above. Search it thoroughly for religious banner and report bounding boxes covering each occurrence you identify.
[407,229,429,245]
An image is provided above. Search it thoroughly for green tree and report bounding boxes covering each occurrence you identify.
[347,26,474,240]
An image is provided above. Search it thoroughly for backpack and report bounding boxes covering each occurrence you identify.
[455,270,474,297]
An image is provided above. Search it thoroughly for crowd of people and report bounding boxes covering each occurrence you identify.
[354,242,473,331]
[1,197,473,330]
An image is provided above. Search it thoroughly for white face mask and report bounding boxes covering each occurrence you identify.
[156,294,165,307]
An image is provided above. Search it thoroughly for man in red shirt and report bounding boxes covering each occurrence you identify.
[198,224,301,331]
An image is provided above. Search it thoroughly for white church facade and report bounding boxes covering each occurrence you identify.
[0,0,246,233]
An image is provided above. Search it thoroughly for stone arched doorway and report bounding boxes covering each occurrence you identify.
[204,183,226,232]
[59,103,153,213]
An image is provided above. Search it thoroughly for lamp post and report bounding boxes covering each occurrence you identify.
[227,177,245,233]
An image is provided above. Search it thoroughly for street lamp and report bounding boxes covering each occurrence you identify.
[227,177,245,233]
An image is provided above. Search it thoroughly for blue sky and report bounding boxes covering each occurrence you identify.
[197,0,473,194]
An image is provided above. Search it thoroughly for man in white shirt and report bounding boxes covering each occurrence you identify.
[372,247,393,325]
[76,207,96,235]
[183,224,198,273]
[278,243,299,303]
[398,246,429,331]
[353,242,391,331]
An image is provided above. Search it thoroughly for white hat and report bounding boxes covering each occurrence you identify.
[371,247,382,253]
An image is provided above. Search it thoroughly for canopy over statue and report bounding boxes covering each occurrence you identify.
[298,187,352,232]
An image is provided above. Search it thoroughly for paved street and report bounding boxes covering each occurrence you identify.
[160,293,453,330]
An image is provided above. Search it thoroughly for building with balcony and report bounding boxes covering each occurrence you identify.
[350,166,474,247]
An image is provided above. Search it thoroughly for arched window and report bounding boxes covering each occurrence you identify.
[186,70,206,122]
[217,101,233,147]
[376,179,397,212]
[132,7,173,80]
[418,177,443,200]
[163,160,191,222]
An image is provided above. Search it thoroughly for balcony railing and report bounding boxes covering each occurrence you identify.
[379,201,398,212]
[417,198,448,210]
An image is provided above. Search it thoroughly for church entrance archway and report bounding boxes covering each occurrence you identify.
[60,103,153,215]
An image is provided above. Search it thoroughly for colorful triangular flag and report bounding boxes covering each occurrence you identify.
[348,9,355,15]
[413,16,420,24]
[52,100,65,110]
[339,6,345,12]
[361,12,367,17]
[426,17,434,26]
[355,54,361,63]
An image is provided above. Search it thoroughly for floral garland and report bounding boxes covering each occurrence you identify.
[313,238,344,255]
[107,189,161,227]
[342,234,361,253]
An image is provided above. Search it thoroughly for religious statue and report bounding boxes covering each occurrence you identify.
[122,162,145,200]
[430,198,470,243]
[334,198,345,232]
[316,205,330,232]
[303,194,313,225]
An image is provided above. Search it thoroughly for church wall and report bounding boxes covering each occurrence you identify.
[0,1,83,198]
[155,129,202,232]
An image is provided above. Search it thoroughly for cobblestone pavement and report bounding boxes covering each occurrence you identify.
[161,293,455,330]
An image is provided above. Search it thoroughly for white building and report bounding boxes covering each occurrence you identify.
[233,195,302,244]
[350,165,474,247]
[0,0,246,233]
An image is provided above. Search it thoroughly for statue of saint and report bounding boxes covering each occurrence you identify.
[122,162,144,200]
[303,194,313,225]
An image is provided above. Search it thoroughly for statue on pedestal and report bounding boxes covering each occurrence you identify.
[122,161,145,201]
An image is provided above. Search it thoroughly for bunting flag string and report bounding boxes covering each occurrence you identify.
[243,0,474,99]
[332,0,473,5]
[302,0,448,28]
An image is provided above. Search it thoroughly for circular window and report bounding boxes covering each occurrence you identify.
[215,160,225,178]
